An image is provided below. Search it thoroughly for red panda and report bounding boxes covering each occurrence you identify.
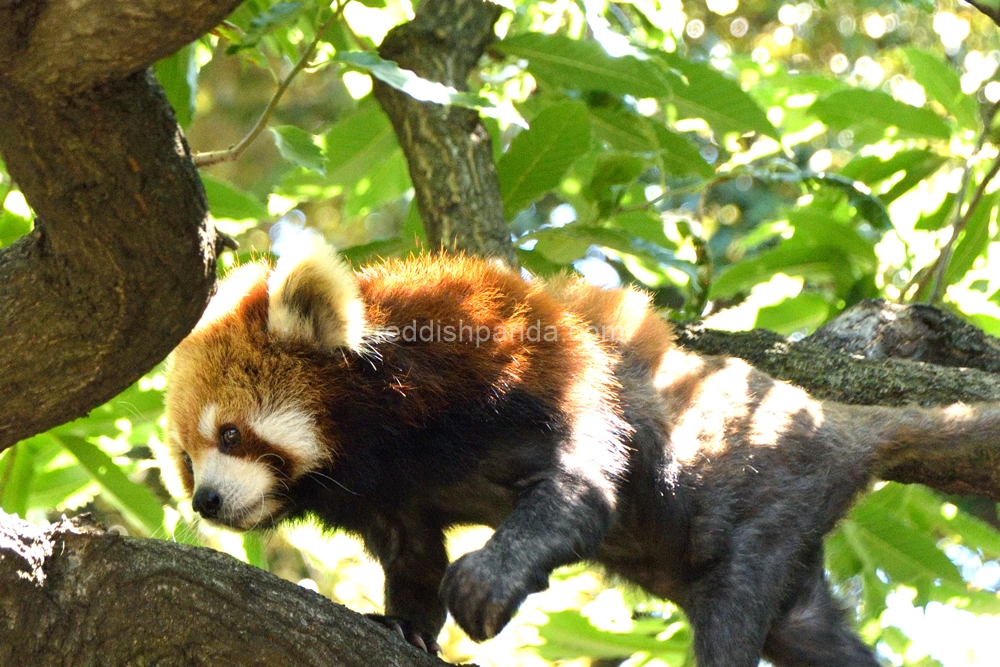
[165,236,1000,666]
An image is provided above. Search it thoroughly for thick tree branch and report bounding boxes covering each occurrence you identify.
[0,0,244,97]
[0,1,243,448]
[0,512,442,667]
[372,0,516,264]
[678,300,1000,499]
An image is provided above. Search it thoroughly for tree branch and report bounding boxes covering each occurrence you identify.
[0,1,244,448]
[0,512,443,667]
[193,3,347,168]
[0,0,245,97]
[678,299,1000,499]
[372,0,516,264]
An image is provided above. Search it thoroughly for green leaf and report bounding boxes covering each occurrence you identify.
[608,210,676,249]
[811,89,951,141]
[495,33,676,99]
[589,105,713,178]
[323,101,403,186]
[497,101,591,218]
[712,209,876,299]
[336,51,493,109]
[914,193,957,231]
[754,293,831,334]
[839,149,948,204]
[806,172,893,230]
[901,485,1000,560]
[270,125,326,175]
[0,208,32,247]
[536,610,690,663]
[153,45,197,129]
[710,245,854,299]
[0,440,37,517]
[904,48,980,131]
[28,463,95,510]
[851,486,963,583]
[587,153,647,211]
[944,191,998,287]
[59,435,165,536]
[202,174,269,220]
[657,52,779,139]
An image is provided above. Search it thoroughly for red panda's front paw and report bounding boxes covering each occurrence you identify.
[440,548,550,642]
[366,614,441,653]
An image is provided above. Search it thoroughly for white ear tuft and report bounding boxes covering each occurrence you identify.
[267,233,367,351]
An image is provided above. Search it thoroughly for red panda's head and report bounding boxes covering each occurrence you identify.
[164,236,366,530]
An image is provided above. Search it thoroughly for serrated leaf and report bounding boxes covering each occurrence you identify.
[202,174,269,220]
[904,48,980,131]
[497,101,591,218]
[59,435,165,536]
[336,51,493,109]
[657,52,779,139]
[495,33,676,99]
[811,89,951,141]
[153,45,197,129]
[270,125,326,175]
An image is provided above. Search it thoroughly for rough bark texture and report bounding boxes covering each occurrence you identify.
[372,0,516,265]
[0,0,245,96]
[0,512,442,667]
[677,300,1000,499]
[0,0,244,449]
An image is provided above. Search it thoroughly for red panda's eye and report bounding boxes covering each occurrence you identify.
[219,425,242,453]
[182,452,193,473]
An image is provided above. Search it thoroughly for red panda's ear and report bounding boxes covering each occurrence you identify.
[267,236,367,351]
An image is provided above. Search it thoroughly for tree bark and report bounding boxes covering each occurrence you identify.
[0,0,244,449]
[0,511,442,667]
[373,0,516,265]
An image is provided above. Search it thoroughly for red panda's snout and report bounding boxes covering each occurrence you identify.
[179,400,328,530]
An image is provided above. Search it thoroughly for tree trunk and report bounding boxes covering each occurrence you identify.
[372,0,516,265]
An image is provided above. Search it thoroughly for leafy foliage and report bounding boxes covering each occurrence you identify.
[4,0,1000,665]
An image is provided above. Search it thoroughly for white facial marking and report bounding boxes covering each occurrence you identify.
[194,450,275,527]
[249,405,323,474]
[198,403,218,441]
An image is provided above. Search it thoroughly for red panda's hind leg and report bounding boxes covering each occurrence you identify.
[762,566,881,667]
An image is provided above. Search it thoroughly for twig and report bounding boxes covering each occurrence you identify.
[966,0,1000,27]
[921,100,1000,303]
[192,4,346,168]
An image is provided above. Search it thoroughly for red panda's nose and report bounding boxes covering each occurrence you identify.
[193,487,223,519]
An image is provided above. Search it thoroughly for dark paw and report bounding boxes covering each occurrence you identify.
[440,548,549,641]
[366,614,441,653]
